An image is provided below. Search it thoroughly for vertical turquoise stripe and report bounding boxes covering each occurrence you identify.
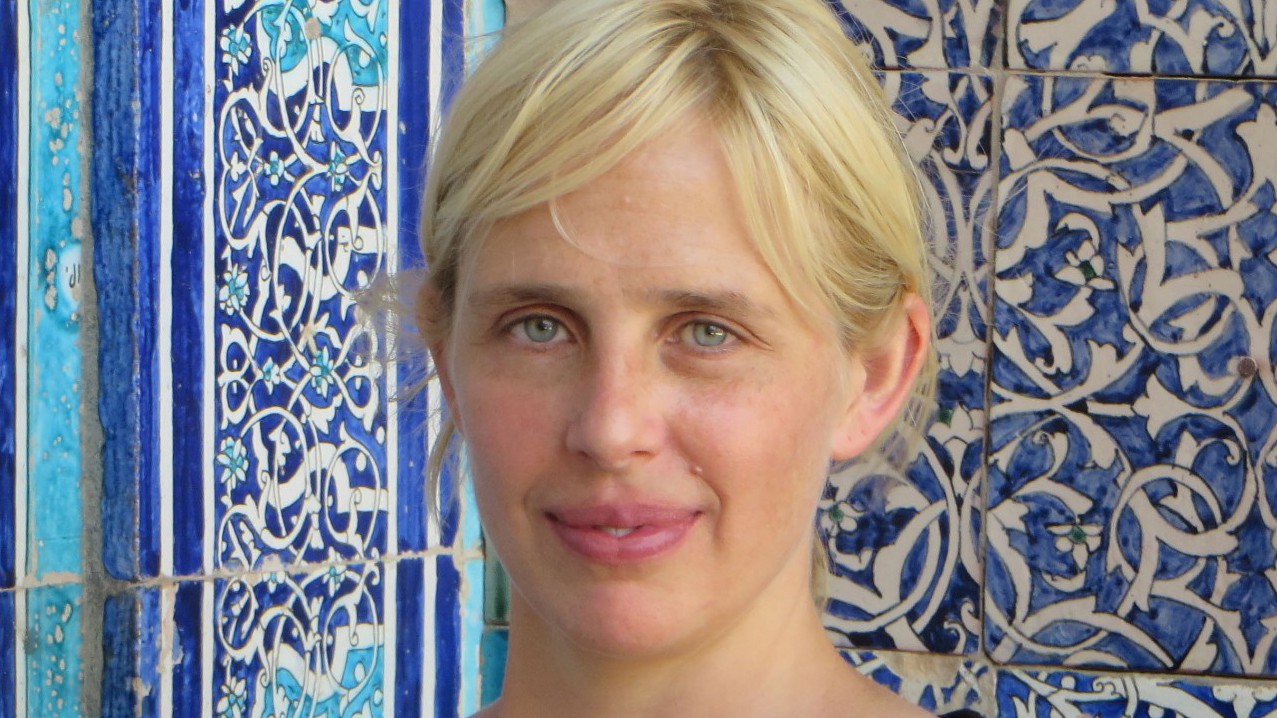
[26,0,84,580]
[460,557,485,717]
[25,0,85,715]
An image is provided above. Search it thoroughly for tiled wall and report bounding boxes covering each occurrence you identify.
[824,0,1277,713]
[5,0,1277,716]
[2,0,493,715]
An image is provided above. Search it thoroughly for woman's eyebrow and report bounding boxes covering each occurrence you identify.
[651,289,778,321]
[466,284,578,312]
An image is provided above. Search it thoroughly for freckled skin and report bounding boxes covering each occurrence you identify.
[435,121,932,717]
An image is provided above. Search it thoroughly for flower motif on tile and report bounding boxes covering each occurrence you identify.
[217,436,249,490]
[831,0,1001,69]
[219,25,251,76]
[218,263,248,314]
[214,674,248,718]
[822,72,991,656]
[989,75,1277,675]
[1007,0,1277,77]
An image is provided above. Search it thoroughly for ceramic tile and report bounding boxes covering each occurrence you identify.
[1007,0,1277,77]
[18,584,85,716]
[823,71,992,655]
[25,0,84,584]
[990,74,1277,675]
[0,0,17,592]
[839,649,990,714]
[479,627,508,709]
[831,0,1000,70]
[1,591,14,718]
[96,557,462,717]
[93,0,467,580]
[996,667,1277,717]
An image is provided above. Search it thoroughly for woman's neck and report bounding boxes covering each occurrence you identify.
[485,585,866,718]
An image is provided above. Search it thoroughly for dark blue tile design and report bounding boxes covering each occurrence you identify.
[92,0,150,581]
[831,0,1000,70]
[395,558,427,716]
[435,555,462,718]
[823,71,991,656]
[101,589,161,718]
[990,75,1277,675]
[1008,0,1277,77]
[480,627,508,708]
[0,0,17,590]
[134,0,162,580]
[0,592,13,718]
[210,0,393,571]
[169,0,208,578]
[210,563,386,714]
[396,0,435,556]
[996,668,1277,717]
[169,581,204,718]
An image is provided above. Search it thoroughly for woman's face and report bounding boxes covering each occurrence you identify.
[435,121,906,659]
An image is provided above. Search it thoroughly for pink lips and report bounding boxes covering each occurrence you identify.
[546,504,700,565]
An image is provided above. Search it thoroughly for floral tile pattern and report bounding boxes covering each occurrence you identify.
[1007,0,1277,77]
[822,70,992,656]
[989,74,1277,675]
[996,667,1277,717]
[212,0,394,573]
[831,0,1001,70]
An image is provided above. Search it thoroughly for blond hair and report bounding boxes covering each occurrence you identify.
[418,0,935,545]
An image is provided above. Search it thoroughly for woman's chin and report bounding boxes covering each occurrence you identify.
[540,587,712,661]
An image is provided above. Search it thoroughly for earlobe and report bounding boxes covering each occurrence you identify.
[831,294,931,461]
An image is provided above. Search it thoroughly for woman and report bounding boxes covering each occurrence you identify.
[417,0,938,714]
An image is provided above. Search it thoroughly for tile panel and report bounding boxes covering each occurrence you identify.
[990,74,1277,675]
[1007,0,1277,77]
[832,0,1001,70]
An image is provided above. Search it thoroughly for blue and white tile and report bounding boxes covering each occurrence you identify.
[996,667,1277,717]
[97,557,463,718]
[990,75,1277,675]
[831,0,1000,70]
[1007,0,1277,77]
[93,0,466,579]
[823,71,991,656]
[840,649,990,714]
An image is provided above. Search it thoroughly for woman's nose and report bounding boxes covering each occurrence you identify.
[563,351,666,473]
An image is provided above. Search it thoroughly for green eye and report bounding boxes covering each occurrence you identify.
[521,316,561,343]
[690,322,730,347]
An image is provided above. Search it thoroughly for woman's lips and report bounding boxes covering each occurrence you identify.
[545,504,701,565]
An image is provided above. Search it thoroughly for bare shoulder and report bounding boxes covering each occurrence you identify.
[467,704,499,718]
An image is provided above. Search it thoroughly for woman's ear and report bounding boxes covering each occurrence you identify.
[831,293,931,461]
